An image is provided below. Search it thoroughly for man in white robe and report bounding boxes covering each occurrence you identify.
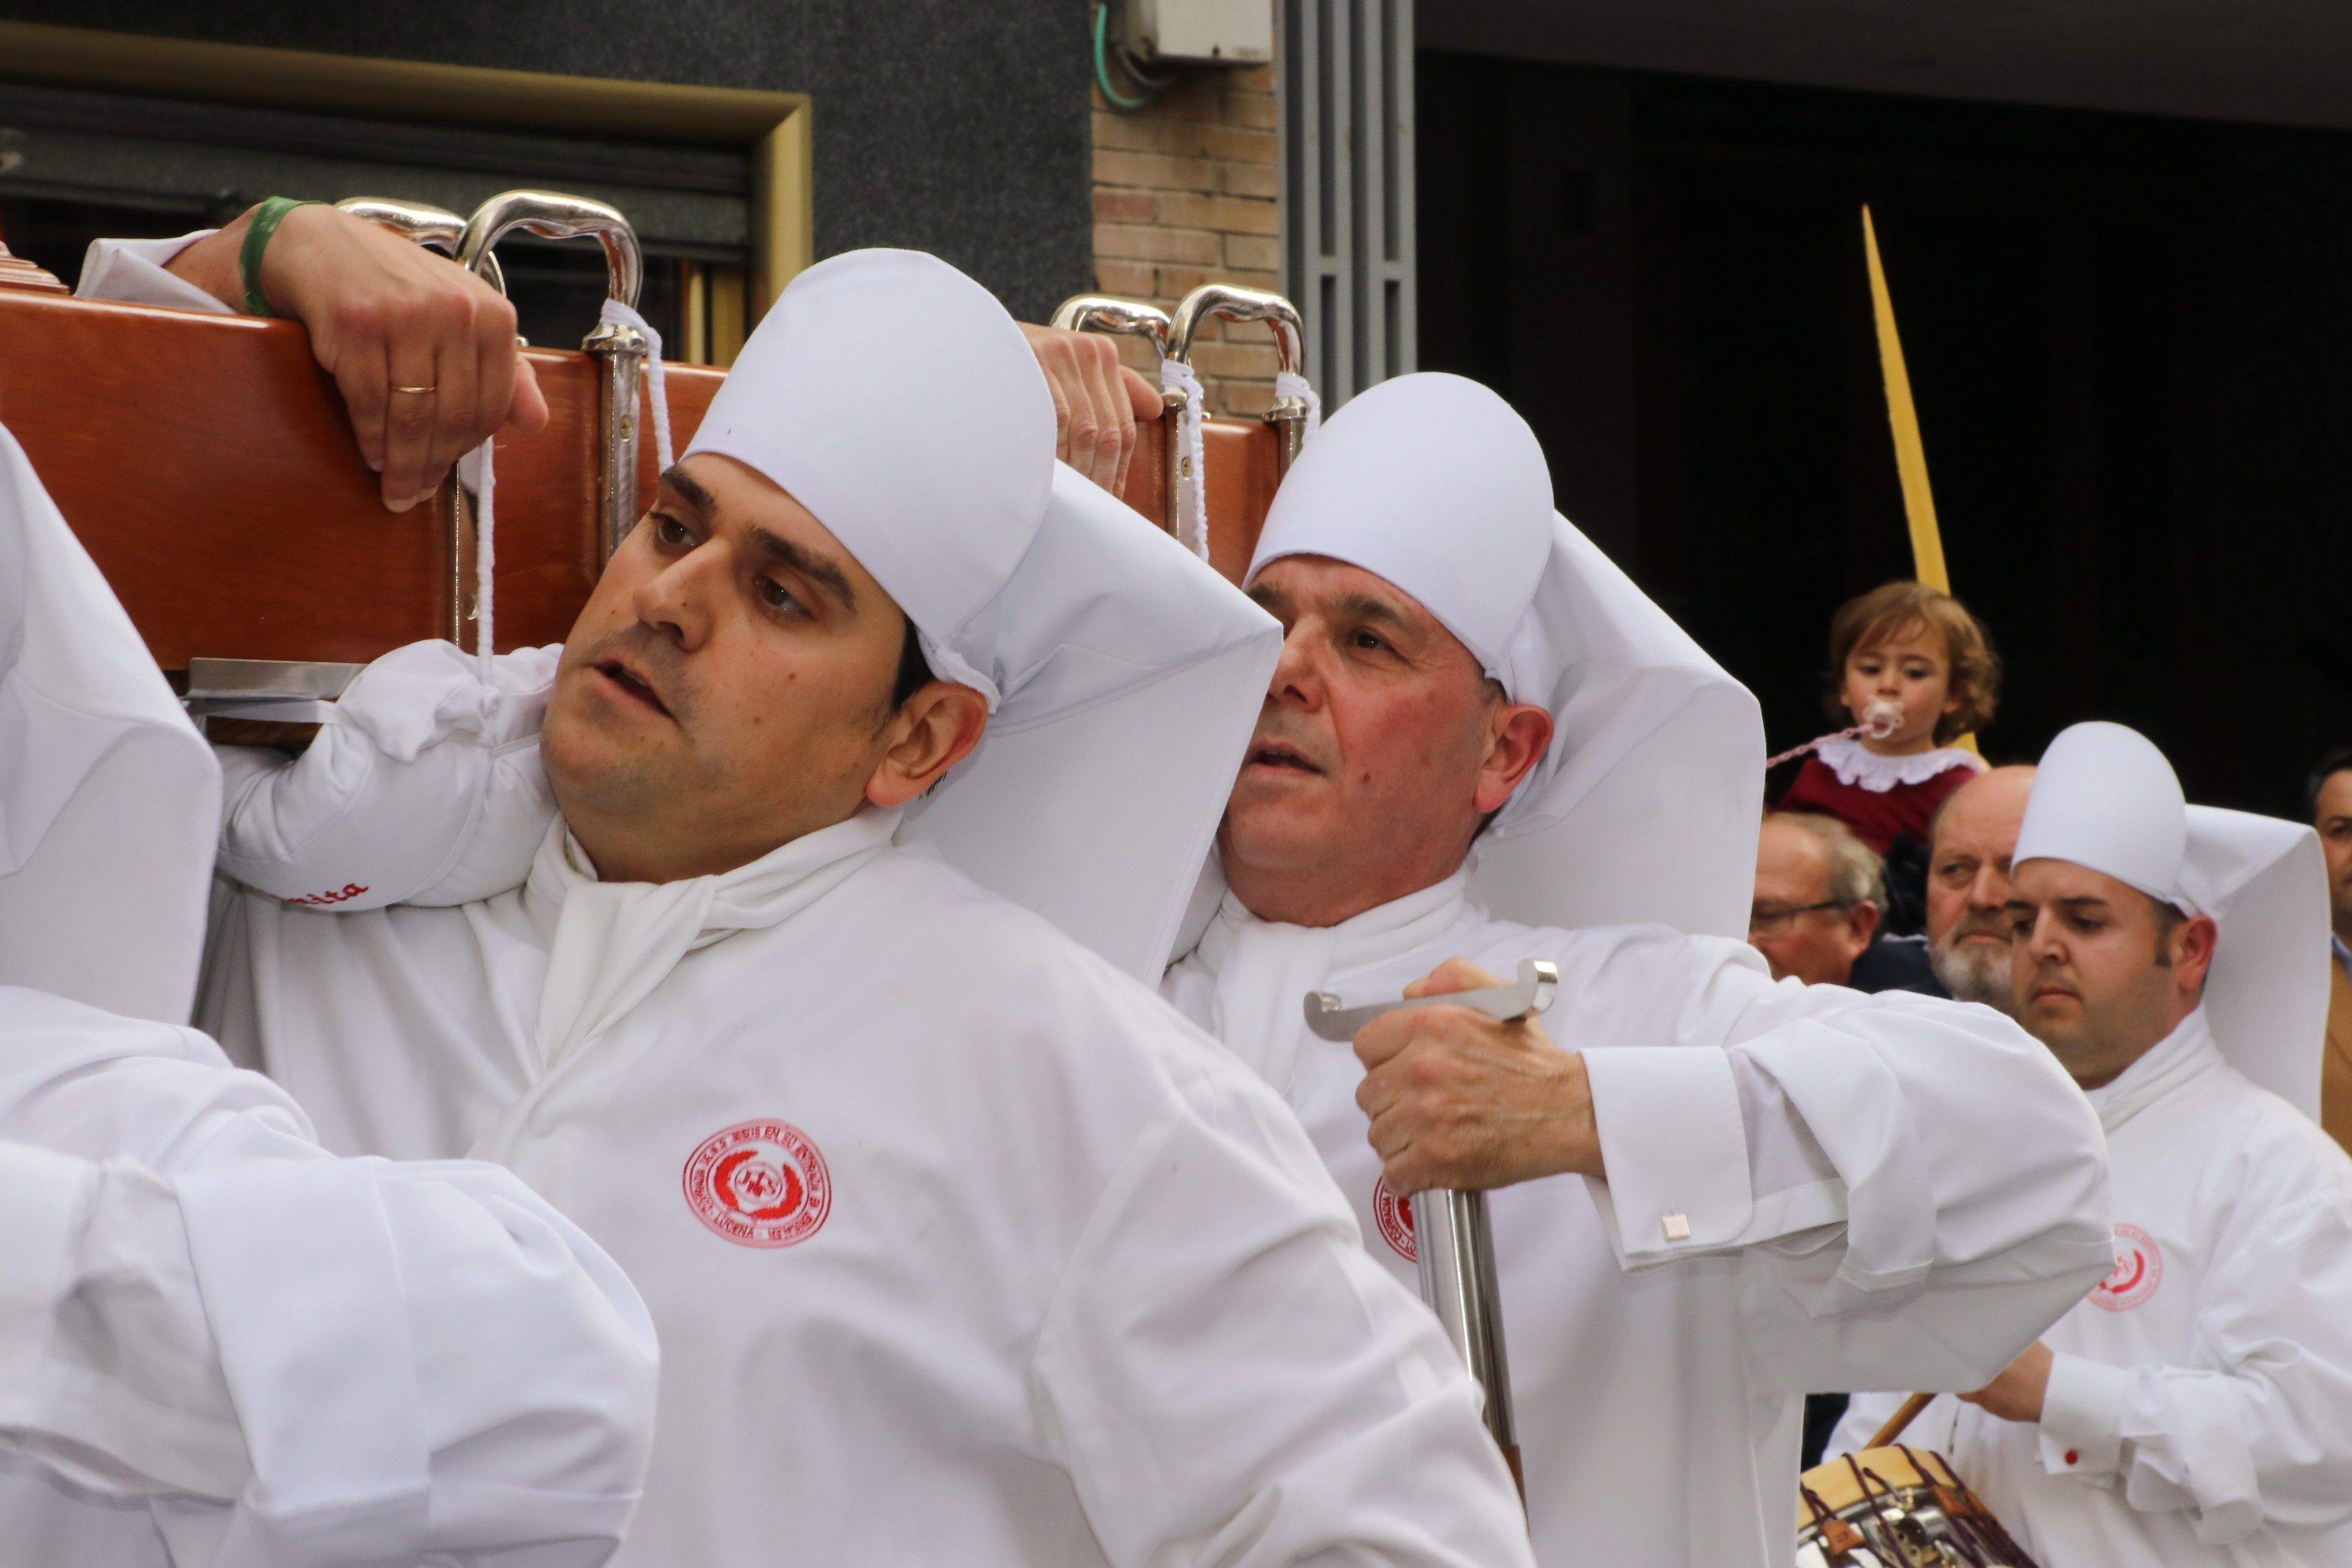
[80,239,1533,1566]
[1835,722,2352,1566]
[1148,374,2113,1568]
[0,420,658,1566]
[239,369,2119,1568]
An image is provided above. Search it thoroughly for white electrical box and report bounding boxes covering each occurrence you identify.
[1119,0,1273,66]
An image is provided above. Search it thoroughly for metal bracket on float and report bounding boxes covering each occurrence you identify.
[181,658,363,726]
[1047,294,1178,528]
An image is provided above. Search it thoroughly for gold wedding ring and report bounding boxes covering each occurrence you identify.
[390,384,437,394]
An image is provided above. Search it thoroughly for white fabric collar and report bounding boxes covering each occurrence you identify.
[519,806,901,1075]
[2084,1007,2223,1133]
[1814,736,1983,794]
[1190,870,1473,1096]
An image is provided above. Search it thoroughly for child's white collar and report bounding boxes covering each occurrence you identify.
[1817,734,1985,793]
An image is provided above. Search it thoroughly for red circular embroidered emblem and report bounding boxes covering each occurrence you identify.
[1373,1176,1416,1262]
[682,1119,831,1248]
[2089,1221,2162,1312]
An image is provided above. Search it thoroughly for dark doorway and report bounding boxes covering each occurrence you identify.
[1419,57,2352,815]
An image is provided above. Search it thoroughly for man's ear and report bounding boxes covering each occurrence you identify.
[1472,703,1553,818]
[1847,899,1881,951]
[2174,912,2220,997]
[865,684,989,809]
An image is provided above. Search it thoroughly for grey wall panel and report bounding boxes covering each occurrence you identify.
[0,0,1097,321]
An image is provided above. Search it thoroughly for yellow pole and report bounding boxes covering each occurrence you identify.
[1863,205,1976,752]
[1863,205,1949,593]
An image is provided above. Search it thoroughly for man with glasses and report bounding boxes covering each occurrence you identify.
[1750,812,1940,994]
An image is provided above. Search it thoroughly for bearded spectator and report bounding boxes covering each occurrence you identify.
[1926,767,2038,1014]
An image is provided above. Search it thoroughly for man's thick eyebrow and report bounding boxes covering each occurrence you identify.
[659,465,715,517]
[747,526,858,614]
[1330,590,1420,636]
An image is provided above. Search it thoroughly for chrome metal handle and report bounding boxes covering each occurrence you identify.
[1168,283,1312,471]
[1048,293,1172,357]
[459,191,648,566]
[1303,958,1558,1041]
[459,189,641,308]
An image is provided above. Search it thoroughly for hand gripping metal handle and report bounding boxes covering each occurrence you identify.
[333,197,505,295]
[1301,957,1559,1498]
[460,190,648,564]
[1167,283,1312,471]
[1049,294,1178,528]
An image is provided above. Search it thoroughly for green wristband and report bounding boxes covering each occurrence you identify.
[239,197,321,317]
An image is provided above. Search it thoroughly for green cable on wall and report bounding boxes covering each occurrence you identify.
[1094,2,1168,112]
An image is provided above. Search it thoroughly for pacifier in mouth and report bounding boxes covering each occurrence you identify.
[1860,701,1904,739]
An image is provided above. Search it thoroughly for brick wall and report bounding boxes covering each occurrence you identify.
[1091,63,1283,417]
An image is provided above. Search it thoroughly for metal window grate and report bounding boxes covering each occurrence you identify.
[1280,0,1415,407]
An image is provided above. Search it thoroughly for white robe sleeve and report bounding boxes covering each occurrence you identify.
[2033,1187,2352,1543]
[1572,932,2115,1396]
[1032,1064,1534,1568]
[0,986,658,1566]
[75,233,230,313]
[210,639,562,910]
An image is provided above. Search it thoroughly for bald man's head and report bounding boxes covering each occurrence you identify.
[1926,765,2036,1012]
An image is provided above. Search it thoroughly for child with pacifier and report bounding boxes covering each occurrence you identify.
[1775,581,2000,934]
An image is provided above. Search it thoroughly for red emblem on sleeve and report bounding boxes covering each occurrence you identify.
[1373,1175,1416,1262]
[2089,1222,2162,1312]
[683,1119,831,1248]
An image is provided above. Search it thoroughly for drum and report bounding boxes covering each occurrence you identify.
[1798,1445,2043,1567]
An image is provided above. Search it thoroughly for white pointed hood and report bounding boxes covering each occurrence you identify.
[1243,373,1764,939]
[687,250,1279,979]
[2014,720,2331,1118]
[0,422,220,1021]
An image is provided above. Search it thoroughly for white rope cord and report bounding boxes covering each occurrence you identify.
[600,299,675,474]
[471,440,496,668]
[1274,368,1323,439]
[1159,358,1210,560]
[465,301,673,674]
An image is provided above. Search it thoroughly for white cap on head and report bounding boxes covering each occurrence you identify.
[1244,373,1764,939]
[690,249,1278,979]
[2014,720,2331,1118]
[683,247,1057,708]
[0,423,220,1021]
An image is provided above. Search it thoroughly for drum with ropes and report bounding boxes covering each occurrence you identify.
[1798,1398,2045,1567]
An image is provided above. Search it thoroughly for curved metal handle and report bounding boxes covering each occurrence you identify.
[1048,293,1173,358]
[459,189,642,309]
[1168,283,1313,473]
[459,191,649,566]
[1168,283,1304,375]
[334,196,506,294]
